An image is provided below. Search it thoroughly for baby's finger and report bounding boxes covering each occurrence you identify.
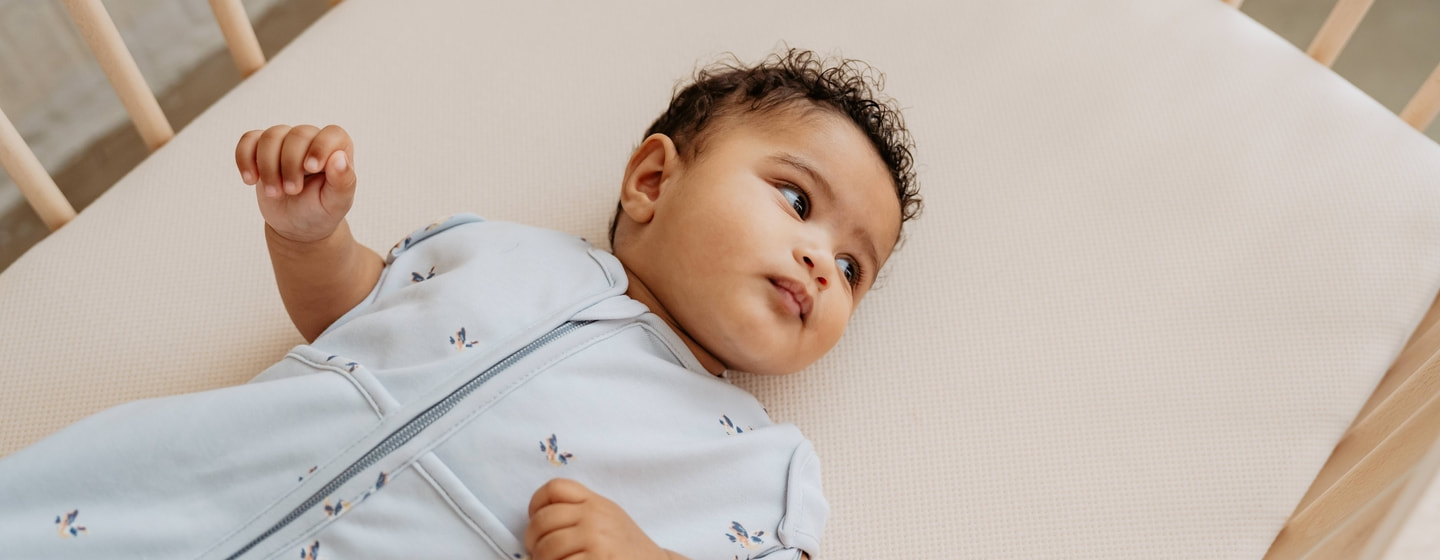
[255,125,292,199]
[307,125,354,175]
[323,150,356,195]
[527,478,589,518]
[234,130,263,185]
[279,125,320,195]
[528,525,585,560]
[522,503,581,554]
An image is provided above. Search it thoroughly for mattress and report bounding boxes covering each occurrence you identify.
[4,0,1440,557]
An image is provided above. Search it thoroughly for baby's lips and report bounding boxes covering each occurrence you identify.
[770,276,814,319]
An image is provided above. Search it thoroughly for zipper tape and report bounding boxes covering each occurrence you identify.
[225,320,591,559]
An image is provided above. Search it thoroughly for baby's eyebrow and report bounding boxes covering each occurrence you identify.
[769,152,882,279]
[768,152,833,203]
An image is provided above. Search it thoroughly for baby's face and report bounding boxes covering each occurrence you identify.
[618,110,901,375]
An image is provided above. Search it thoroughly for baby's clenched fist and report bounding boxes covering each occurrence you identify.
[235,124,356,244]
[525,478,681,560]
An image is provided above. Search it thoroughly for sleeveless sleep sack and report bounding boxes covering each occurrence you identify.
[0,214,828,560]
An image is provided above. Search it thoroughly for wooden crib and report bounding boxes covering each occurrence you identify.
[1,0,1438,558]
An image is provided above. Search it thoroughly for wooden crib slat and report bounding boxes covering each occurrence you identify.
[61,0,174,151]
[208,0,266,77]
[1306,0,1376,68]
[1355,292,1440,428]
[1301,291,1440,512]
[1285,288,1440,533]
[1294,347,1440,514]
[1358,435,1440,559]
[0,105,76,232]
[1298,474,1406,560]
[1266,387,1440,558]
[1400,59,1440,132]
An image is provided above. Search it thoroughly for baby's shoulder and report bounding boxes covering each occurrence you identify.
[317,214,627,343]
[385,214,599,267]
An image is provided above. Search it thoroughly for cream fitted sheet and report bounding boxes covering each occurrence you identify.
[4,0,1440,557]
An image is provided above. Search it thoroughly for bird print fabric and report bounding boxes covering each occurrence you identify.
[726,521,767,559]
[451,328,480,350]
[54,510,86,538]
[540,434,573,466]
[719,415,751,435]
[300,540,321,560]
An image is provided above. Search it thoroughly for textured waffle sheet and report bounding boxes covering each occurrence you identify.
[4,0,1440,557]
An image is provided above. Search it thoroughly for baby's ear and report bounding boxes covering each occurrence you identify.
[619,133,679,224]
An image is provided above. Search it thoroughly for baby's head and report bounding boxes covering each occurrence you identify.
[610,48,921,376]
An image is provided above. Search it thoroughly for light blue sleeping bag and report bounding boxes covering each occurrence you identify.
[0,215,827,560]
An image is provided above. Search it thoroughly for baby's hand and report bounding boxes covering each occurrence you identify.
[524,478,678,560]
[235,125,356,243]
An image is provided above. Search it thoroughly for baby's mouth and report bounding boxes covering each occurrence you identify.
[769,276,813,321]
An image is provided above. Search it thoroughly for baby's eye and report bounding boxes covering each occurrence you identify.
[779,184,809,219]
[836,256,861,287]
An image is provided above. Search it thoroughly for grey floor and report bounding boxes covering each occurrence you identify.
[0,0,1438,273]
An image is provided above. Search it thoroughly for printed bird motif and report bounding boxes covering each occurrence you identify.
[323,498,349,517]
[324,356,358,373]
[719,415,751,435]
[411,266,436,283]
[726,521,765,550]
[359,471,389,502]
[300,540,321,560]
[54,509,86,538]
[388,235,414,259]
[540,434,574,466]
[450,328,480,350]
[298,465,317,482]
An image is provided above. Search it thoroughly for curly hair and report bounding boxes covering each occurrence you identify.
[609,48,921,246]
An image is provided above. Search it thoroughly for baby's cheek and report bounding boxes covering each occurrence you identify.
[804,305,852,364]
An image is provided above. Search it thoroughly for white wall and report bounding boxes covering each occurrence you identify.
[0,0,285,214]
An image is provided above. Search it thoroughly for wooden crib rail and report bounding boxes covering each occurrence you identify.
[209,0,266,78]
[1226,0,1440,132]
[1361,434,1440,559]
[1402,61,1440,132]
[0,0,268,233]
[1306,0,1376,68]
[1264,288,1440,559]
[0,107,76,231]
[61,0,175,152]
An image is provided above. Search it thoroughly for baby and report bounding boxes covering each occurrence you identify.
[0,49,918,560]
[242,49,920,560]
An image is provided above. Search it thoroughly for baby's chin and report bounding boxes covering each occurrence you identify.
[672,290,844,376]
[703,333,826,377]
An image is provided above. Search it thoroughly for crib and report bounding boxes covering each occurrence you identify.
[2,0,1439,558]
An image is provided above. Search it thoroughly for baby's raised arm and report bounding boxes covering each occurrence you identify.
[235,125,383,342]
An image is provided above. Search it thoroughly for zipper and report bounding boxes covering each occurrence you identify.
[225,320,591,560]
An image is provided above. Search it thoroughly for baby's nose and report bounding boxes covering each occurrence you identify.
[801,256,830,288]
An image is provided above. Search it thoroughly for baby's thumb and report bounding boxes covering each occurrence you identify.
[325,150,356,194]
